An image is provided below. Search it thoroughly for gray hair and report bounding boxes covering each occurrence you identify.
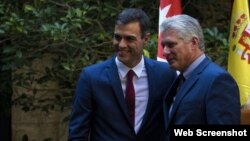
[160,14,205,51]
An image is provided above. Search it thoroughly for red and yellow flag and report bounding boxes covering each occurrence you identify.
[157,0,182,61]
[228,0,250,106]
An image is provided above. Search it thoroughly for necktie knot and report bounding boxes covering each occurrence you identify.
[127,70,135,81]
[177,73,185,90]
[179,73,185,84]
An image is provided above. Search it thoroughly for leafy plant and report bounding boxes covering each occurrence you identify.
[0,0,160,114]
[204,27,229,68]
[0,0,230,116]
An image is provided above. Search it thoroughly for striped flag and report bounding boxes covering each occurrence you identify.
[228,0,250,106]
[157,0,182,61]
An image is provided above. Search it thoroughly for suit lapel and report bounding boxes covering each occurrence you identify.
[106,57,132,124]
[169,75,198,120]
[166,56,211,129]
[137,58,155,133]
[164,77,180,128]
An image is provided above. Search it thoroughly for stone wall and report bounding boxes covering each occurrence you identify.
[12,108,69,141]
[11,54,70,141]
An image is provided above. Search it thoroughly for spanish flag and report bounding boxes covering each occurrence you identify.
[228,0,250,106]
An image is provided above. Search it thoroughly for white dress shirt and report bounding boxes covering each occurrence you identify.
[115,57,149,133]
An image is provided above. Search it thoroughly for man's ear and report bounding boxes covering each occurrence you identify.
[143,33,150,43]
[191,36,199,50]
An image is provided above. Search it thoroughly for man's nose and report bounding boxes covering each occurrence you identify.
[118,38,127,48]
[163,47,171,57]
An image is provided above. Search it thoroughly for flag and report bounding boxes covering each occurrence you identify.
[228,0,250,106]
[157,0,182,61]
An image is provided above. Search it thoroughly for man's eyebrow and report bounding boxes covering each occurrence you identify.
[161,41,177,48]
[114,34,137,39]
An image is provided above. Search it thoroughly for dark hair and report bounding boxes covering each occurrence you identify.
[115,8,150,38]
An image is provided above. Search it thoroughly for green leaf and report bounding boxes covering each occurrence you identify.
[143,49,150,58]
[75,8,82,17]
[0,29,5,33]
[16,50,22,58]
[24,5,34,12]
[62,63,71,71]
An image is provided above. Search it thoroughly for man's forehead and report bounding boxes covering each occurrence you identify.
[114,25,141,37]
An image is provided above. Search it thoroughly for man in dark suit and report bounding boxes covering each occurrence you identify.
[68,8,177,141]
[160,14,241,139]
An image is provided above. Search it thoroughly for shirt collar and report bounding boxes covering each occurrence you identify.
[115,56,145,79]
[183,54,206,79]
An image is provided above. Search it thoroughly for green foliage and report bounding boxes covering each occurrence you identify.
[0,0,230,115]
[204,27,229,68]
[145,33,158,59]
[0,0,120,113]
[0,0,159,113]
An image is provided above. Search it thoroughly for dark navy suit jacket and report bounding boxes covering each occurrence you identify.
[163,56,241,140]
[68,56,176,141]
